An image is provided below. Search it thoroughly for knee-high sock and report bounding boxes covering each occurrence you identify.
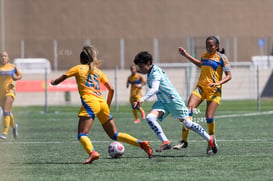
[146,114,168,142]
[79,135,93,154]
[132,109,138,120]
[10,112,15,128]
[206,118,215,135]
[114,132,140,147]
[2,112,11,135]
[181,109,193,141]
[182,126,189,141]
[139,107,145,114]
[182,118,210,141]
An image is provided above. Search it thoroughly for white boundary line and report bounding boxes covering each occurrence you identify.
[1,138,272,145]
[1,110,272,144]
[215,110,273,119]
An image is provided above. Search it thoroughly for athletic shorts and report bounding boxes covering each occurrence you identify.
[0,91,16,107]
[151,100,188,122]
[130,95,142,103]
[192,85,221,104]
[79,95,113,125]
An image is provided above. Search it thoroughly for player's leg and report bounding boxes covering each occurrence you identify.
[78,116,100,164]
[131,100,140,123]
[205,101,219,154]
[181,117,217,154]
[102,118,153,158]
[174,94,202,149]
[78,117,94,154]
[10,112,18,139]
[99,101,152,158]
[146,101,172,152]
[139,106,146,120]
[1,96,14,140]
[78,98,101,164]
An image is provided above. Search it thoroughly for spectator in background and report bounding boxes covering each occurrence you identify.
[174,36,232,154]
[0,51,22,140]
[126,65,146,123]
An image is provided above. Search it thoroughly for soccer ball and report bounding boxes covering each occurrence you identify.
[108,141,125,158]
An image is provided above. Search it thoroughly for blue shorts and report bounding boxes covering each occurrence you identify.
[151,100,189,121]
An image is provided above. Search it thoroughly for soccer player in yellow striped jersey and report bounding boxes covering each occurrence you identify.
[51,46,153,164]
[126,65,146,123]
[174,36,232,154]
[0,51,22,140]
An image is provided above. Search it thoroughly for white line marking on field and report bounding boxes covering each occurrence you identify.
[1,138,272,145]
[215,110,273,119]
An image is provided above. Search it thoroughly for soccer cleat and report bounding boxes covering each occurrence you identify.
[156,141,172,152]
[207,144,213,155]
[134,119,140,124]
[13,124,18,139]
[173,140,188,150]
[83,151,100,164]
[141,112,146,120]
[208,135,218,154]
[0,133,7,140]
[140,141,153,158]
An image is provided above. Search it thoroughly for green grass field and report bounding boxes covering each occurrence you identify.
[0,99,273,181]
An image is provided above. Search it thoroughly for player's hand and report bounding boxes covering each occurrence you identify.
[133,101,142,109]
[178,47,187,56]
[209,82,220,87]
[50,80,56,85]
[209,82,220,93]
[8,84,15,89]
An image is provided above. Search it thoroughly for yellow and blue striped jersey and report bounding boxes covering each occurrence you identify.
[0,63,21,97]
[127,73,144,98]
[64,65,108,101]
[197,52,231,89]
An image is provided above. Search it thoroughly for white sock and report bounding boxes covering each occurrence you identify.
[146,114,168,142]
[183,119,210,141]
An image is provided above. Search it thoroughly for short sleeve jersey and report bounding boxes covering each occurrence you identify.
[0,63,21,97]
[146,65,182,103]
[64,64,108,101]
[197,52,231,88]
[127,73,144,98]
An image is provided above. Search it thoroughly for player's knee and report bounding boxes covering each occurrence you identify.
[77,133,88,140]
[182,119,192,129]
[146,114,157,124]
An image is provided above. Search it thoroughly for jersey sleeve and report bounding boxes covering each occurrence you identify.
[64,65,79,78]
[221,54,231,72]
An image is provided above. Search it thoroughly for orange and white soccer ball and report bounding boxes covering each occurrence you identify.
[108,141,125,158]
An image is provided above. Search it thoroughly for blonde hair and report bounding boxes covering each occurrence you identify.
[82,45,102,72]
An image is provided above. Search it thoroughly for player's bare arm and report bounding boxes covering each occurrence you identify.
[50,75,67,85]
[178,47,201,67]
[103,81,114,107]
[209,71,232,87]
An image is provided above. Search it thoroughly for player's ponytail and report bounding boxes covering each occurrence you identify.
[206,36,225,54]
[80,45,102,73]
